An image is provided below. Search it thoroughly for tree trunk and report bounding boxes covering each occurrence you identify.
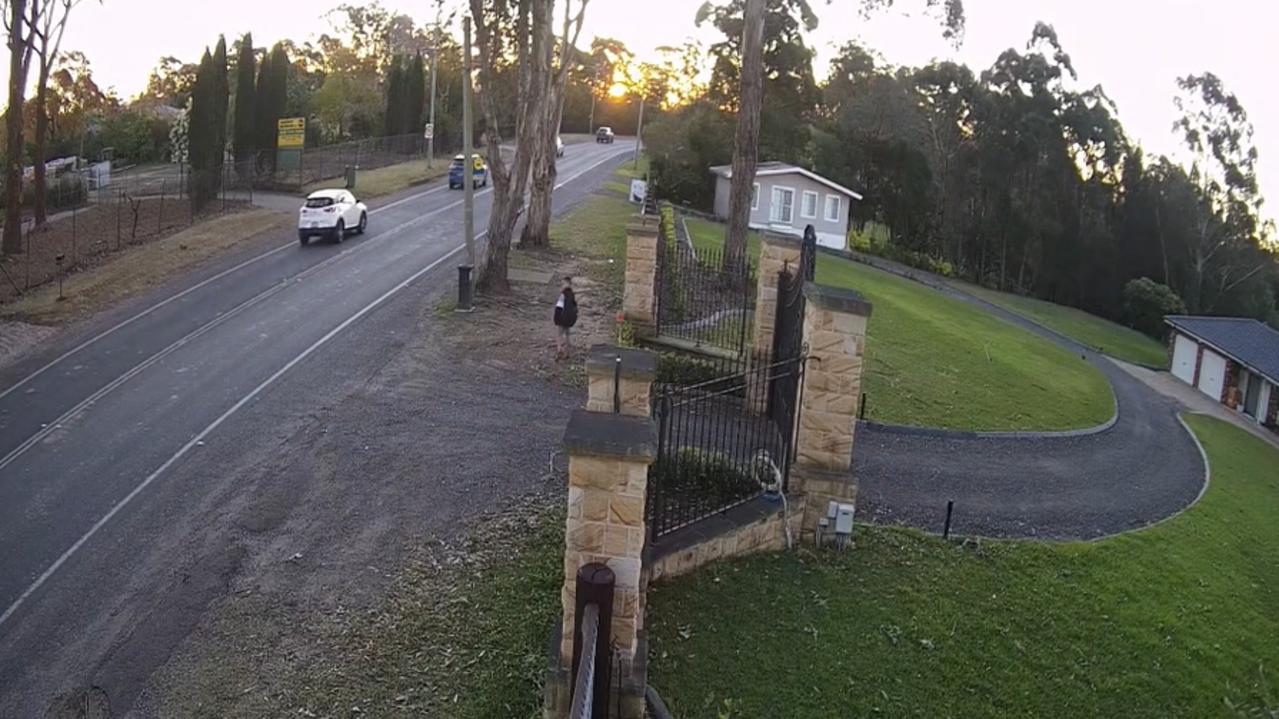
[472,0,550,294]
[521,124,557,247]
[1153,193,1170,285]
[520,3,556,249]
[33,80,50,225]
[722,0,765,277]
[3,0,29,255]
[520,0,587,248]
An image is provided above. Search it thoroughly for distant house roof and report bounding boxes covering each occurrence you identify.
[129,101,184,121]
[709,162,864,201]
[1165,315,1279,384]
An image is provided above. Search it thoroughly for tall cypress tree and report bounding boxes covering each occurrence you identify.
[268,43,289,121]
[233,33,257,163]
[253,49,276,155]
[188,48,215,208]
[406,52,425,139]
[384,56,404,136]
[212,36,229,180]
[253,43,289,169]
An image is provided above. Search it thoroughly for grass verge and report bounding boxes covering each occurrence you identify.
[959,281,1169,367]
[685,217,1113,431]
[647,414,1279,718]
[1,208,291,325]
[547,192,635,303]
[303,158,450,198]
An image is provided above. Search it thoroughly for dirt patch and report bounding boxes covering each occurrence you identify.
[444,250,619,385]
[0,319,58,370]
[1,208,290,326]
[0,197,254,306]
[135,230,626,717]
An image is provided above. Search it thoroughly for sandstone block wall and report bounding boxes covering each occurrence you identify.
[622,216,660,333]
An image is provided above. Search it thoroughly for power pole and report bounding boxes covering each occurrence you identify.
[587,65,601,133]
[458,15,476,311]
[427,38,438,169]
[587,89,595,134]
[633,95,645,170]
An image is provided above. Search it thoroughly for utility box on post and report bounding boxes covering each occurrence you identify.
[344,165,358,190]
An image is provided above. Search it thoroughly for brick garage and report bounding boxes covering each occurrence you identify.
[1165,315,1279,435]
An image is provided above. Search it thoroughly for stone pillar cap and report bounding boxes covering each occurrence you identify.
[587,344,658,379]
[803,282,873,317]
[564,409,657,460]
[627,214,661,234]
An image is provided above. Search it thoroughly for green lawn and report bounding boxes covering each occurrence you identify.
[960,282,1169,367]
[684,218,1113,431]
[303,157,449,198]
[647,415,1279,718]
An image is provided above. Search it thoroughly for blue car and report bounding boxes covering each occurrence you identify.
[449,154,489,189]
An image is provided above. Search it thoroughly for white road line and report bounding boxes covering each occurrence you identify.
[0,147,630,628]
[0,181,452,403]
[0,145,628,404]
[0,187,502,472]
[0,239,473,628]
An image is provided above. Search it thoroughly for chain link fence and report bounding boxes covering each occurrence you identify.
[0,164,254,303]
[252,131,461,191]
[0,130,462,302]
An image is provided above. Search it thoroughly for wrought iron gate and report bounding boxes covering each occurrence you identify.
[655,237,756,355]
[645,227,817,540]
[648,355,805,537]
[766,229,817,459]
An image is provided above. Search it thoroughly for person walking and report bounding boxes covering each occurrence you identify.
[554,276,578,360]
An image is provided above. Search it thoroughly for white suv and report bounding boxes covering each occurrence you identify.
[298,189,368,245]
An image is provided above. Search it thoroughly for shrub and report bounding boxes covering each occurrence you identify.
[1122,277,1186,338]
[645,100,733,210]
[656,447,757,507]
[616,319,637,347]
[655,352,722,386]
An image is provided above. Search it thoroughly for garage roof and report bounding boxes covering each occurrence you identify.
[1165,315,1279,384]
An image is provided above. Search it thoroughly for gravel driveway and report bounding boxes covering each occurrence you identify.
[853,264,1208,540]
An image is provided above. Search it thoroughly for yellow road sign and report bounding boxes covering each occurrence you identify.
[277,117,305,149]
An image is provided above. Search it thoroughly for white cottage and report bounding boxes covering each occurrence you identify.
[710,162,863,249]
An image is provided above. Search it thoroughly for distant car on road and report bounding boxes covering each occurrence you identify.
[298,189,367,246]
[595,127,615,144]
[556,135,565,157]
[449,154,489,189]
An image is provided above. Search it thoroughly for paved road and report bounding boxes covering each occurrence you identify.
[0,140,634,714]
[852,252,1208,541]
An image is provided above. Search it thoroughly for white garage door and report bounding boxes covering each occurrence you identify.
[1171,334,1197,384]
[1197,349,1228,401]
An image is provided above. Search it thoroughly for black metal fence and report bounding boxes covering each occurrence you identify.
[648,354,805,538]
[655,239,756,355]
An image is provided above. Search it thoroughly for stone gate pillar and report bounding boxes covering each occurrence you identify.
[752,232,804,359]
[622,215,660,337]
[792,283,873,536]
[585,345,658,417]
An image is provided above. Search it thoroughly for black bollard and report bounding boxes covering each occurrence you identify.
[456,265,473,312]
[943,500,954,539]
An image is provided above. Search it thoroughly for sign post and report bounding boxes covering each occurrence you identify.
[276,117,306,178]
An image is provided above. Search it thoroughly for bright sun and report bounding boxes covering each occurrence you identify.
[607,82,628,98]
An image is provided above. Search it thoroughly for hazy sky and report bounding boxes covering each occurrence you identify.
[14,0,1279,209]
